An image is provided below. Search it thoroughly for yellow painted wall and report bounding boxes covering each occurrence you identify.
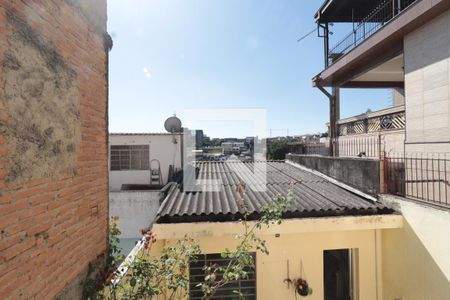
[380,196,450,300]
[382,224,450,300]
[195,230,380,300]
[150,216,404,299]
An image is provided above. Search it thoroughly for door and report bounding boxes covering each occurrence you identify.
[324,249,352,300]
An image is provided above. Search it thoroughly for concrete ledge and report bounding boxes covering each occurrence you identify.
[286,154,380,195]
[153,215,403,239]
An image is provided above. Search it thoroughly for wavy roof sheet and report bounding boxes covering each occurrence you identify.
[156,161,392,223]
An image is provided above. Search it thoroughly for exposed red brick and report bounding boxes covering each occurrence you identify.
[0,192,12,204]
[0,1,108,298]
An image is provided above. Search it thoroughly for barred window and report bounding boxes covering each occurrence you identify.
[110,145,149,170]
[189,253,256,300]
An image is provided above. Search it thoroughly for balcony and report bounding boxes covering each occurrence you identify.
[326,0,418,67]
[338,105,405,137]
[313,0,448,87]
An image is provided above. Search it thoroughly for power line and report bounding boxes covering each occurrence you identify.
[297,27,316,43]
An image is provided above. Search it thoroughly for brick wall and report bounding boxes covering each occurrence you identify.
[0,1,109,299]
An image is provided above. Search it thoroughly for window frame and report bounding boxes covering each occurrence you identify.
[189,253,257,300]
[110,145,149,171]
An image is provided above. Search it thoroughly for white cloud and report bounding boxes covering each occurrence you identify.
[143,67,151,78]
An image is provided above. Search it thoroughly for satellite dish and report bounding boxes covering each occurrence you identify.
[164,115,182,133]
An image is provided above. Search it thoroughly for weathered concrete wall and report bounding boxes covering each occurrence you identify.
[286,154,380,195]
[0,1,109,299]
[404,9,450,154]
[109,191,163,239]
[380,195,450,300]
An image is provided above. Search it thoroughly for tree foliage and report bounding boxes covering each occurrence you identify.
[89,184,295,299]
[267,140,291,160]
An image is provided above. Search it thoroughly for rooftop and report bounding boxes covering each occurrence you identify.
[110,132,182,136]
[315,0,378,23]
[155,161,393,223]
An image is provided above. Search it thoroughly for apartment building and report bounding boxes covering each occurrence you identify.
[314,0,450,156]
[0,1,110,298]
[311,0,450,299]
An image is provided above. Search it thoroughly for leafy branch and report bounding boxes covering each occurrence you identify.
[198,183,295,299]
[91,183,295,300]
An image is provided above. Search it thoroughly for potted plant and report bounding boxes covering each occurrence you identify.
[284,277,313,297]
[293,278,312,296]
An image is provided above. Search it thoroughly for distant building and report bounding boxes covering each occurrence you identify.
[222,141,246,154]
[221,142,233,153]
[195,130,204,148]
[109,133,182,191]
[108,133,182,254]
[245,136,254,143]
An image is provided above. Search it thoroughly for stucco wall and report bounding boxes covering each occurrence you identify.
[380,195,450,300]
[152,215,405,300]
[109,134,182,190]
[286,154,380,195]
[109,191,163,238]
[197,231,378,300]
[404,9,450,153]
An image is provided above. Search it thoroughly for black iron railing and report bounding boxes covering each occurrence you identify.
[385,154,450,208]
[327,0,418,66]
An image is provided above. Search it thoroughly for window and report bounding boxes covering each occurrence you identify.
[189,253,256,300]
[110,145,149,170]
[323,249,357,300]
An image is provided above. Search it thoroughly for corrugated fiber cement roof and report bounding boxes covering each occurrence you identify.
[156,161,393,223]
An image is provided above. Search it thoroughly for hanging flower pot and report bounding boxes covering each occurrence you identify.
[294,278,312,296]
[283,260,312,297]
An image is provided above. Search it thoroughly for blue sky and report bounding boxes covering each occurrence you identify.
[107,0,392,138]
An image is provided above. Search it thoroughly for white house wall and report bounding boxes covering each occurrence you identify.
[109,134,182,191]
[109,191,163,238]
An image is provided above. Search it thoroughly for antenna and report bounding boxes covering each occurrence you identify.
[164,114,182,133]
[297,27,316,43]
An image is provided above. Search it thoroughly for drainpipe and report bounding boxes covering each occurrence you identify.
[316,83,340,156]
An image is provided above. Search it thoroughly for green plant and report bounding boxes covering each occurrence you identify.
[94,185,294,300]
[83,217,125,299]
[198,183,295,299]
[103,233,201,300]
[267,140,291,160]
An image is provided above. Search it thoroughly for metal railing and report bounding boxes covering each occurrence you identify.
[384,153,450,208]
[338,135,382,158]
[328,0,418,66]
[339,110,405,136]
